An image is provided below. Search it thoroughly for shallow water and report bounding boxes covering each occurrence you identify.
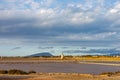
[0,62,120,74]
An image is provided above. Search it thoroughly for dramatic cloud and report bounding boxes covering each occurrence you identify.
[0,0,120,47]
[62,48,120,55]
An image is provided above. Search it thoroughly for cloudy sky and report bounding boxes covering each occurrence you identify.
[0,0,120,56]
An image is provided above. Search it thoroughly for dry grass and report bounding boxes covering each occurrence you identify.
[0,72,120,80]
[20,73,120,80]
[1,56,120,62]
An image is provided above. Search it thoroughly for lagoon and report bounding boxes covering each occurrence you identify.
[0,61,120,74]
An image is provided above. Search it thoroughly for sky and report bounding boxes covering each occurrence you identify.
[0,0,120,56]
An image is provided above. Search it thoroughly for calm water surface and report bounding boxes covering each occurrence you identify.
[0,62,120,74]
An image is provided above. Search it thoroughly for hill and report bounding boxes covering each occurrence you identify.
[28,52,53,57]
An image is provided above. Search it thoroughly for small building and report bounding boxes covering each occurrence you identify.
[61,53,64,60]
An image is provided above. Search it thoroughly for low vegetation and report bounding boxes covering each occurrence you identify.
[0,70,8,74]
[1,55,120,61]
[0,69,36,75]
[100,72,114,76]
[100,71,120,76]
[8,69,28,74]
[28,70,36,74]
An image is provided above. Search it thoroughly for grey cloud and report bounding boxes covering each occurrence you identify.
[80,47,87,49]
[62,48,120,55]
[38,46,54,49]
[11,47,21,50]
[61,46,69,49]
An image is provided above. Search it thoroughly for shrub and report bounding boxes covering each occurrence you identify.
[0,69,37,75]
[8,69,28,75]
[100,72,114,76]
[28,70,36,74]
[115,71,120,74]
[0,70,8,74]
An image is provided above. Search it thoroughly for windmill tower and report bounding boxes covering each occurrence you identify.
[61,53,64,60]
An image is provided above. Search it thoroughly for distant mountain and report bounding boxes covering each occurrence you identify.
[28,52,53,57]
[109,53,120,56]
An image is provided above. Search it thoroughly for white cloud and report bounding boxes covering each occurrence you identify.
[109,3,120,14]
[110,9,119,13]
[105,2,120,31]
[71,13,95,25]
[0,0,106,28]
[56,32,117,41]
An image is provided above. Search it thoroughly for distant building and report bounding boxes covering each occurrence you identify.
[116,55,120,58]
[1,56,2,60]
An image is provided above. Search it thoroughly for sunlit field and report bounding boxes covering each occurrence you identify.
[1,55,120,61]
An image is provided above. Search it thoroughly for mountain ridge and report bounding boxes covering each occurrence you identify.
[28,52,53,57]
